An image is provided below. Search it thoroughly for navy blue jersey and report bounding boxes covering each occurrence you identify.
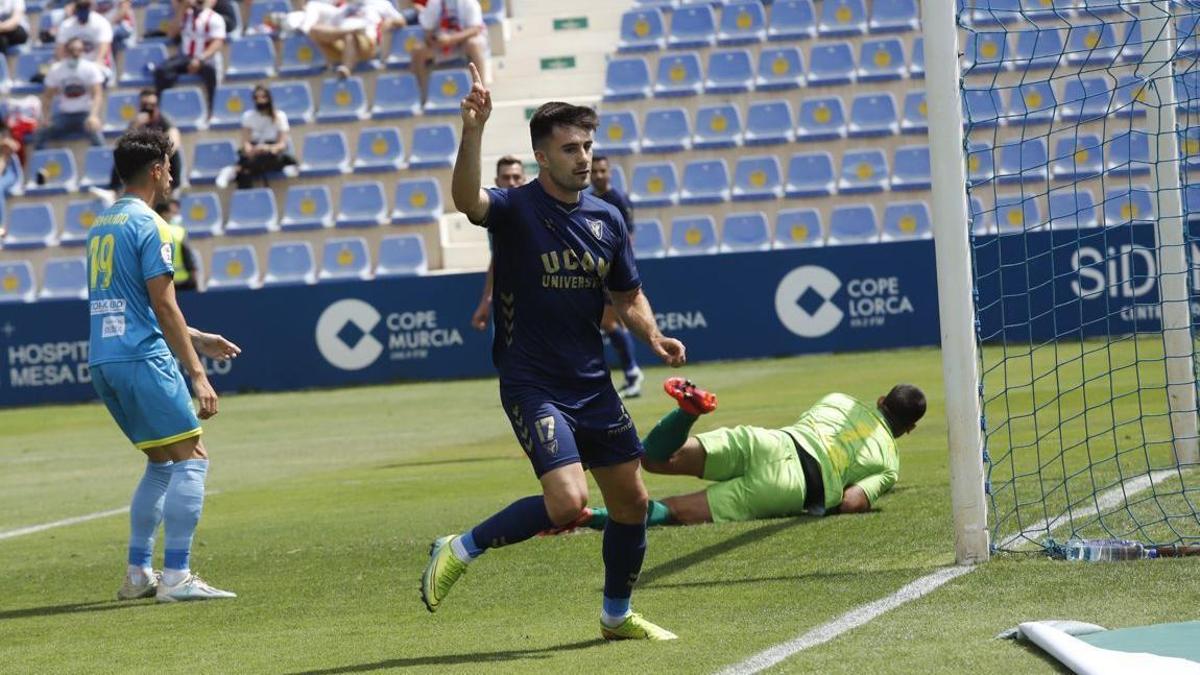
[481,180,640,391]
[593,188,634,233]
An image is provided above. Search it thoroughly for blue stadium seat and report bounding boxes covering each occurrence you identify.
[262,241,316,287]
[1107,130,1151,176]
[869,0,919,33]
[317,77,368,123]
[320,237,372,282]
[0,52,8,92]
[642,108,690,153]
[1178,71,1200,113]
[967,141,995,185]
[142,4,175,40]
[775,208,824,247]
[225,188,279,235]
[180,192,223,238]
[857,37,906,81]
[336,181,388,228]
[630,162,680,207]
[632,220,667,258]
[281,185,334,231]
[654,52,703,97]
[298,131,351,177]
[1050,134,1103,181]
[732,156,782,201]
[785,152,836,198]
[79,146,114,190]
[828,204,879,245]
[161,87,207,132]
[61,199,105,246]
[597,110,640,155]
[270,80,316,126]
[354,127,406,173]
[891,146,932,191]
[668,216,718,256]
[386,26,426,70]
[1010,81,1057,125]
[25,149,76,195]
[1112,76,1148,119]
[667,4,717,49]
[901,91,927,134]
[996,137,1048,184]
[807,41,855,86]
[1122,20,1145,63]
[372,73,421,119]
[608,164,627,194]
[619,8,667,51]
[119,44,167,88]
[963,0,1021,26]
[717,1,767,45]
[207,246,260,290]
[39,257,87,301]
[848,93,898,137]
[226,35,276,80]
[1075,0,1126,18]
[481,0,505,25]
[246,0,290,30]
[189,140,237,185]
[693,104,742,149]
[1181,14,1200,59]
[680,159,730,204]
[210,85,254,129]
[408,124,456,169]
[1048,187,1099,229]
[3,204,55,249]
[604,57,653,101]
[768,0,817,41]
[910,36,925,78]
[797,96,846,141]
[720,212,771,252]
[995,195,1041,233]
[744,100,795,145]
[963,88,1003,128]
[964,31,1007,73]
[280,34,327,77]
[705,49,753,94]
[392,177,443,225]
[838,149,888,194]
[104,91,141,136]
[0,261,35,303]
[882,201,931,240]
[376,234,428,276]
[1065,22,1119,66]
[970,196,992,235]
[425,69,472,115]
[1012,27,1065,71]
[819,0,867,36]
[12,48,53,94]
[1018,0,1075,20]
[755,46,805,90]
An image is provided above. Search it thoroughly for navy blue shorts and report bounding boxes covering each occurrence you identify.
[500,384,643,477]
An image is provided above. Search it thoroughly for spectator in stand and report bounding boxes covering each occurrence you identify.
[30,38,106,151]
[101,0,137,56]
[56,0,114,77]
[92,88,183,204]
[215,84,298,189]
[472,155,525,330]
[0,120,23,240]
[0,0,29,55]
[1,96,39,166]
[155,0,227,113]
[591,155,643,398]
[411,0,489,104]
[157,199,200,291]
[308,0,407,79]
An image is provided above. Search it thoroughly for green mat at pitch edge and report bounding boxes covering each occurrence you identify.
[1078,621,1200,662]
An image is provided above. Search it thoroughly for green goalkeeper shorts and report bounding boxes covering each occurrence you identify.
[696,425,808,523]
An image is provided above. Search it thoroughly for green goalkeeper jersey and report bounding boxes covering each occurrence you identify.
[781,393,900,511]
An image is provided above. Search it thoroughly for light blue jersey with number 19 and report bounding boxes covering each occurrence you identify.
[87,196,175,367]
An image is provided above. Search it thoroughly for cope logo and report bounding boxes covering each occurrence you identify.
[315,299,384,371]
[775,266,844,338]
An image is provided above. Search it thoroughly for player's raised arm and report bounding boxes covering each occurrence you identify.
[452,62,493,224]
[610,287,686,368]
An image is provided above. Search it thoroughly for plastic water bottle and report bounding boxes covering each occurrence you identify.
[1060,538,1155,561]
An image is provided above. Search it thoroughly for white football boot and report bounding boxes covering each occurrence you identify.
[156,574,237,603]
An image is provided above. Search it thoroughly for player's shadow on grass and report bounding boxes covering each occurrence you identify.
[0,600,145,621]
[375,456,516,471]
[639,516,815,587]
[287,638,607,673]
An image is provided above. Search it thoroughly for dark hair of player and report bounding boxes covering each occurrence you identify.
[881,384,927,436]
[114,127,173,185]
[592,155,609,165]
[496,155,522,173]
[528,102,598,150]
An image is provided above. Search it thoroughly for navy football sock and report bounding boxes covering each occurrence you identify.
[606,328,639,377]
[469,495,555,551]
[601,518,647,621]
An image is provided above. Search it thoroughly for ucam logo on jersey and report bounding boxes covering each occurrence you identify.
[315,298,464,371]
[775,265,915,339]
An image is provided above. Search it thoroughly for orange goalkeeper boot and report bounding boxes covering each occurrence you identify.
[663,377,718,416]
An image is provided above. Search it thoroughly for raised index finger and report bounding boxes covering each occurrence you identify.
[468,62,482,86]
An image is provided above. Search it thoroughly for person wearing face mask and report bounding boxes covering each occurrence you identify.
[56,0,114,75]
[94,89,182,203]
[0,0,29,55]
[215,84,298,189]
[30,37,106,153]
[155,0,226,112]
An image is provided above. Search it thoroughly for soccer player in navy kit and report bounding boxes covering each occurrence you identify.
[421,64,687,641]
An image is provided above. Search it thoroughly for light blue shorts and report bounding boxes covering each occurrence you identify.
[92,354,202,450]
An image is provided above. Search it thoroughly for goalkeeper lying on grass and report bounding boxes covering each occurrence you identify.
[562,378,926,530]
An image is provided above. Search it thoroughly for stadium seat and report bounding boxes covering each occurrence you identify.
[1181,14,1200,59]
[963,88,1004,128]
[161,87,207,132]
[732,156,782,201]
[207,246,260,290]
[693,104,742,149]
[775,208,824,247]
[0,51,8,91]
[104,91,141,136]
[718,1,767,45]
[1065,22,1119,66]
[3,204,55,249]
[0,261,35,303]
[785,152,836,198]
[797,96,847,141]
[12,48,53,94]
[857,38,906,82]
[408,124,456,169]
[720,212,771,253]
[336,181,388,228]
[372,73,421,119]
[246,0,290,31]
[280,34,327,77]
[901,91,927,134]
[225,188,279,235]
[704,49,753,94]
[1112,76,1148,119]
[319,237,372,282]
[964,0,1021,25]
[768,0,817,41]
[62,199,105,246]
[996,137,1049,184]
[910,36,925,78]
[755,46,805,90]
[316,77,368,123]
[1018,0,1074,20]
[608,164,628,194]
[78,146,114,190]
[848,93,898,137]
[668,216,718,256]
[970,196,992,235]
[226,34,276,80]
[1048,187,1099,229]
[630,162,680,207]
[376,234,428,276]
[891,146,932,191]
[39,257,87,301]
[632,220,667,258]
[964,31,1007,73]
[262,241,316,287]
[1107,130,1151,176]
[838,149,888,194]
[299,131,351,177]
[281,185,334,231]
[967,142,995,185]
[142,3,174,40]
[642,108,690,153]
[597,110,640,155]
[869,0,919,33]
[807,42,855,86]
[680,159,730,204]
[386,26,426,69]
[995,195,1041,233]
[1010,81,1057,125]
[828,204,879,245]
[119,43,167,88]
[667,4,717,49]
[1060,77,1111,122]
[619,8,667,51]
[210,84,254,130]
[180,192,223,238]
[25,149,76,195]
[604,57,653,101]
[354,127,406,173]
[1104,186,1154,226]
[480,0,504,25]
[744,100,795,145]
[819,0,867,36]
[392,177,443,225]
[654,52,703,97]
[425,69,472,115]
[1012,27,1065,71]
[881,201,931,240]
[1051,134,1103,181]
[189,140,238,185]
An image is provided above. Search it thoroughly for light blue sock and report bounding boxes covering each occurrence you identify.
[128,460,173,568]
[163,459,208,572]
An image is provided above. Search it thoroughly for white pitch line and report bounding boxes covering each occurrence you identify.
[0,506,130,541]
[717,565,976,675]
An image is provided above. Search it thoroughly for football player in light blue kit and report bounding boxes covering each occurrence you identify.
[88,128,241,603]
